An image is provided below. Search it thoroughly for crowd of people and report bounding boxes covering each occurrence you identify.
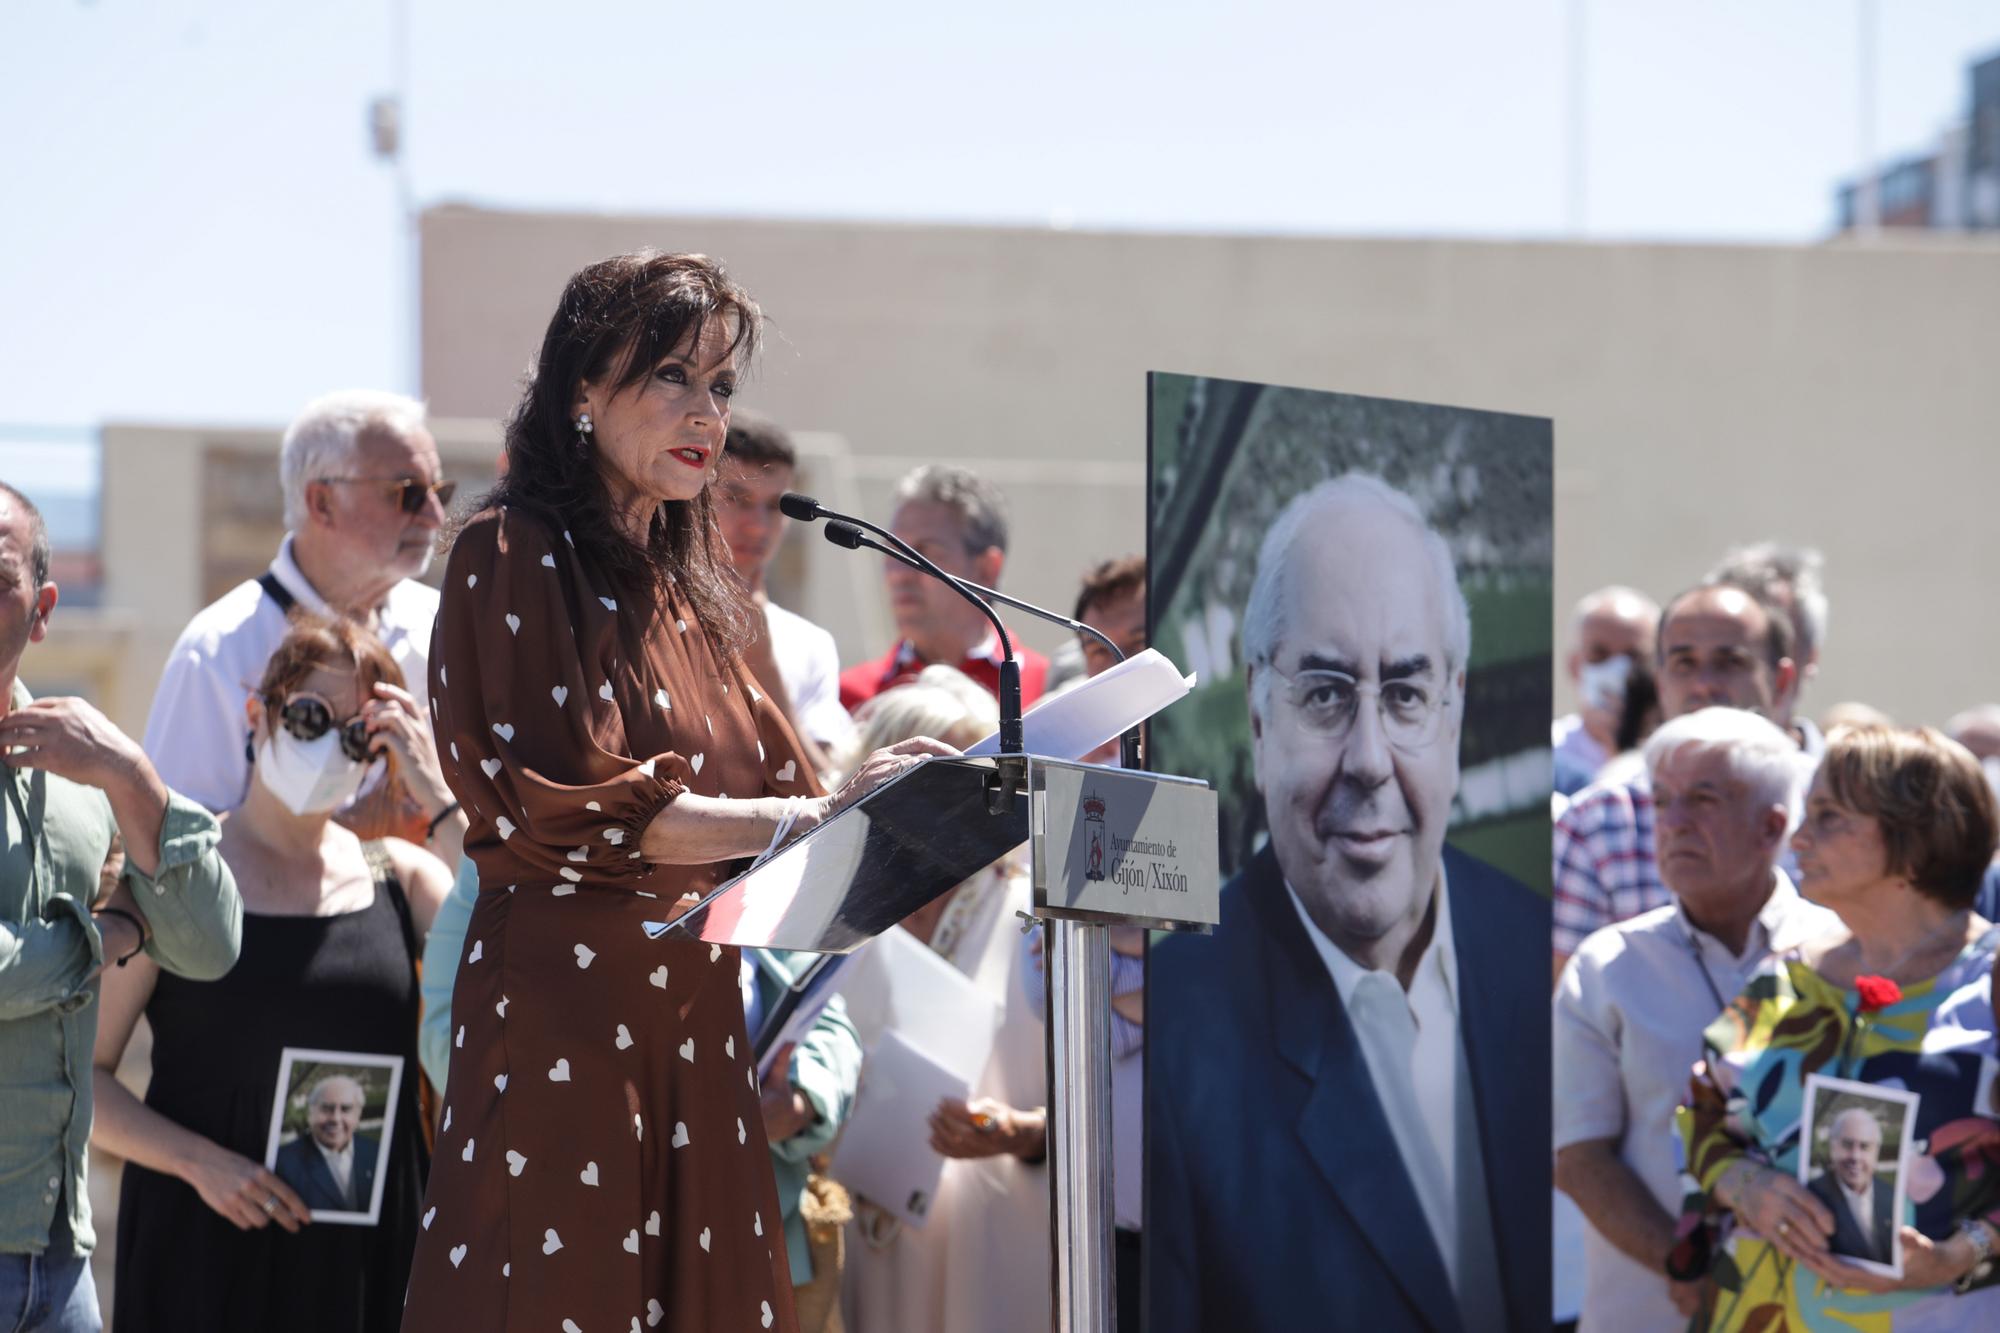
[0,250,1149,1333]
[1552,549,2000,1331]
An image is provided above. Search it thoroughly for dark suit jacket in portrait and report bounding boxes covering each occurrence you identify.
[274,1132,381,1214]
[1808,1170,1895,1265]
[1146,844,1550,1333]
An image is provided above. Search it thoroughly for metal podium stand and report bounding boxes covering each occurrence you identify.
[662,753,1219,1333]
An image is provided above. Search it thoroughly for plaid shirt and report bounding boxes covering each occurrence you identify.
[1552,763,1662,958]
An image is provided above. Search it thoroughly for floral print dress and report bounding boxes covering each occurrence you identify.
[1676,929,2000,1332]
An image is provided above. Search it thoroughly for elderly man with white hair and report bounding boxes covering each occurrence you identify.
[1554,585,1660,797]
[1148,472,1547,1333]
[1553,706,1836,1332]
[143,390,450,814]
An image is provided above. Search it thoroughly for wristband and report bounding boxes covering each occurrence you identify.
[92,906,148,967]
[756,797,803,865]
[425,800,462,841]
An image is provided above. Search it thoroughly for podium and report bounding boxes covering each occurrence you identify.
[663,752,1220,1333]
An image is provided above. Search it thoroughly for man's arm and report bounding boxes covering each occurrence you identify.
[0,902,100,1021]
[1554,1139,1679,1271]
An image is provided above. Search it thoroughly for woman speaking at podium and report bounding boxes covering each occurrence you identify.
[399,251,946,1333]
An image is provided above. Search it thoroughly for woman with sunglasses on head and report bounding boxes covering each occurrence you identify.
[397,251,949,1333]
[89,615,453,1333]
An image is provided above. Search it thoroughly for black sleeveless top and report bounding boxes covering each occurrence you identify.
[112,843,430,1333]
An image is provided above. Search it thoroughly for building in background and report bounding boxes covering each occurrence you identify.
[1838,48,2000,231]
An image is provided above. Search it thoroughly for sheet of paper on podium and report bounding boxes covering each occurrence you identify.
[827,1028,968,1231]
[962,647,1196,761]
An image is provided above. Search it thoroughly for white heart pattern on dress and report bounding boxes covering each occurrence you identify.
[466,574,477,588]
[579,1161,599,1186]
[678,1038,694,1062]
[491,722,515,742]
[563,530,574,545]
[551,884,576,897]
[599,597,617,611]
[495,816,516,840]
[449,741,458,762]
[568,846,589,862]
[586,800,602,811]
[648,1296,665,1324]
[573,944,595,968]
[562,1322,579,1333]
[762,1300,774,1327]
[737,1118,746,1146]
[649,966,668,988]
[496,996,510,1018]
[775,760,797,783]
[502,1263,510,1277]
[455,1026,464,1049]
[506,1150,526,1176]
[467,940,483,964]
[634,1114,644,1141]
[540,553,555,568]
[422,1206,436,1230]
[443,1106,452,1131]
[645,1211,661,1237]
[709,944,722,963]
[671,1122,690,1148]
[599,681,614,701]
[462,1139,475,1162]
[551,685,568,706]
[505,614,521,635]
[544,1229,563,1255]
[449,1243,467,1268]
[559,867,582,882]
[548,1059,571,1082]
[481,758,502,779]
[441,666,448,687]
[615,1023,633,1050]
[698,1227,711,1252]
[690,753,705,775]
[604,828,626,845]
[622,1229,639,1255]
[724,1035,734,1059]
[494,1073,508,1092]
[654,688,671,710]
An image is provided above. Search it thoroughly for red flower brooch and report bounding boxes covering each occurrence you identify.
[1855,975,1902,1012]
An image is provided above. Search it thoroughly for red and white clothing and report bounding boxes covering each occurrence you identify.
[838,631,1049,714]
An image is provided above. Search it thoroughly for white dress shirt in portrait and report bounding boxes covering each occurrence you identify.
[1553,871,1837,1332]
[1840,1180,1877,1253]
[1287,870,1462,1286]
[317,1140,356,1204]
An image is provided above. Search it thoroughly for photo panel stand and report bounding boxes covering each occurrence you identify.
[661,752,1219,1333]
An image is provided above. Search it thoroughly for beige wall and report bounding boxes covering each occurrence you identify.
[419,211,2000,729]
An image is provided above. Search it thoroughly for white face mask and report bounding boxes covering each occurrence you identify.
[1578,654,1633,714]
[256,729,368,816]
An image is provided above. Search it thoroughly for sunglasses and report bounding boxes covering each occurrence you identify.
[271,693,373,763]
[317,476,457,515]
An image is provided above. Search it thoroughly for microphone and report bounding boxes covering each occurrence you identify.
[786,497,1023,756]
[790,495,1139,767]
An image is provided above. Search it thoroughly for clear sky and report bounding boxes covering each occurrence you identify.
[3,0,1999,446]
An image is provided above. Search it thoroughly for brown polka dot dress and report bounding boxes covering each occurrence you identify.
[400,508,818,1333]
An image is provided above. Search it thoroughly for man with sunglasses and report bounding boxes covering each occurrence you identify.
[0,482,241,1333]
[142,390,450,816]
[1146,474,1547,1333]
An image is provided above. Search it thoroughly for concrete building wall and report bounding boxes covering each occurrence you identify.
[421,210,2000,731]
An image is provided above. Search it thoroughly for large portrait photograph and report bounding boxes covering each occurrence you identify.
[1143,373,1552,1332]
[263,1048,406,1226]
[1799,1074,1918,1279]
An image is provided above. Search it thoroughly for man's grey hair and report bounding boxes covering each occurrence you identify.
[0,481,51,589]
[1571,584,1659,637]
[892,464,1009,556]
[1829,1105,1884,1145]
[308,1072,366,1105]
[279,390,429,531]
[1707,542,1828,662]
[1643,705,1807,836]
[1242,474,1471,712]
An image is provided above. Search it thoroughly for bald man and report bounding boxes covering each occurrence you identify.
[1806,1108,1894,1266]
[274,1074,380,1213]
[1554,586,1660,796]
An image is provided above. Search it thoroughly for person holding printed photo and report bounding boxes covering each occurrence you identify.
[1677,725,2000,1330]
[90,616,452,1333]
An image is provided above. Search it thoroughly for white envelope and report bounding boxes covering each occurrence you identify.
[828,1029,967,1230]
[834,925,1000,1088]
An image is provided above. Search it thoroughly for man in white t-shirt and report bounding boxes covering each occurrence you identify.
[715,412,857,770]
[142,390,447,813]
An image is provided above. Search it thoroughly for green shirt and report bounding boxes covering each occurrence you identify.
[0,680,243,1255]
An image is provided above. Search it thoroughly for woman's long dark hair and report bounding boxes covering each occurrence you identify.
[469,250,761,656]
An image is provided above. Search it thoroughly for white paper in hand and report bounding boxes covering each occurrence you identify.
[963,648,1195,761]
[828,1028,967,1230]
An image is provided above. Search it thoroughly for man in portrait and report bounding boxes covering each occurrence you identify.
[274,1073,381,1214]
[1808,1107,1895,1265]
[1146,474,1547,1333]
